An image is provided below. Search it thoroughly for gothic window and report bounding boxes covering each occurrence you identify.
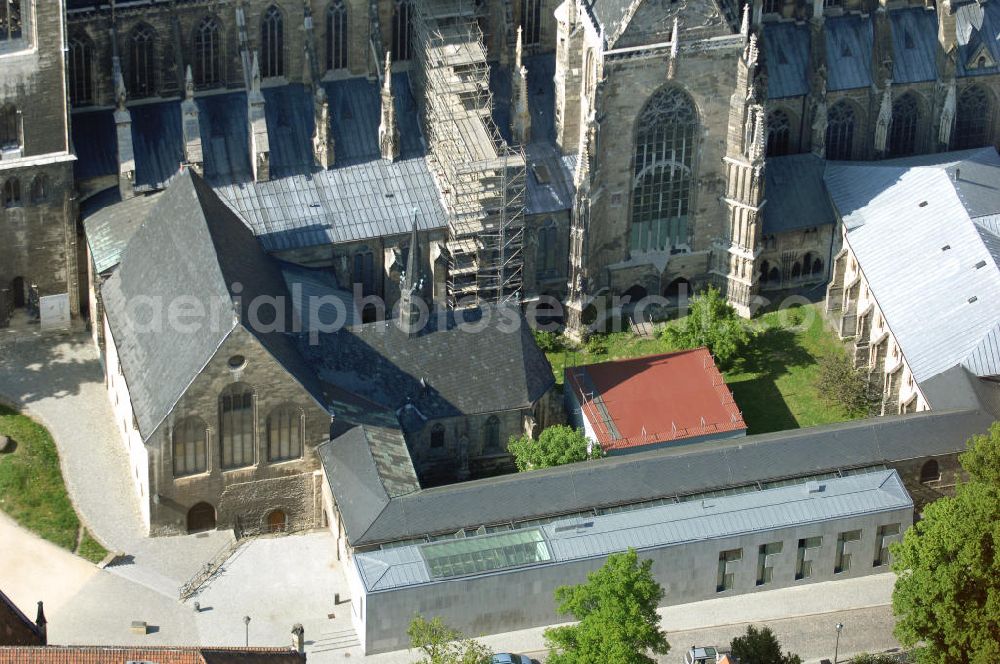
[484,416,501,452]
[0,0,21,41]
[791,261,802,279]
[584,49,596,98]
[68,35,95,106]
[766,109,791,156]
[520,0,542,46]
[825,101,856,160]
[219,383,255,469]
[629,87,698,253]
[173,416,208,477]
[194,16,224,88]
[812,257,823,275]
[430,423,445,448]
[267,405,303,462]
[920,459,940,483]
[759,260,770,283]
[0,104,17,150]
[392,0,413,61]
[260,5,284,79]
[2,178,20,207]
[326,0,348,71]
[353,249,375,296]
[536,220,557,276]
[954,86,991,149]
[888,93,919,157]
[29,174,46,203]
[128,24,157,99]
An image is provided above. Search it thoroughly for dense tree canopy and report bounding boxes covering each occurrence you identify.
[891,422,1000,663]
[507,425,601,471]
[728,624,802,664]
[660,286,751,367]
[545,549,670,664]
[407,615,493,664]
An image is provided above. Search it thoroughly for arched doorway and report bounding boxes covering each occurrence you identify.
[919,459,940,484]
[622,284,648,303]
[267,509,287,533]
[187,502,216,533]
[663,277,691,300]
[11,277,24,308]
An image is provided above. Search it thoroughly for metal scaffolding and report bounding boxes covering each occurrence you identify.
[411,0,526,308]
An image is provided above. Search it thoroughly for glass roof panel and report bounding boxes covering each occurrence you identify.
[421,528,552,579]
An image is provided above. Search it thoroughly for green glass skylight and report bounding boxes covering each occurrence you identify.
[421,528,551,579]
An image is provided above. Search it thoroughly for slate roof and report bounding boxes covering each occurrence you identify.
[299,305,555,425]
[890,8,939,84]
[326,404,995,547]
[70,109,116,181]
[764,153,837,234]
[0,646,306,664]
[825,147,1000,383]
[101,170,324,440]
[586,0,634,44]
[354,469,912,592]
[955,0,1000,77]
[130,100,184,190]
[762,22,811,99]
[83,191,162,274]
[825,15,875,91]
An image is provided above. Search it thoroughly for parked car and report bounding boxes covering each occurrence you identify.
[685,646,720,664]
[491,654,533,664]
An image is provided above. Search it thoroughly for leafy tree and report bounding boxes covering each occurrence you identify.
[544,548,669,664]
[850,654,899,664]
[660,286,751,367]
[507,425,601,471]
[817,352,881,416]
[729,624,802,664]
[407,615,493,664]
[533,329,567,353]
[890,423,1000,664]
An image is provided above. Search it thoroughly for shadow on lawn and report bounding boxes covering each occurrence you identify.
[729,377,798,434]
[731,324,816,379]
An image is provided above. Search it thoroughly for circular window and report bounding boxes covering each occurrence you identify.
[228,355,247,370]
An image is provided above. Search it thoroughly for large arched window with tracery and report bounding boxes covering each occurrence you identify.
[0,104,17,150]
[326,0,348,71]
[888,93,919,157]
[520,0,542,46]
[954,86,991,149]
[129,24,157,98]
[766,109,791,156]
[0,0,22,41]
[825,101,855,160]
[629,87,698,253]
[392,0,413,61]
[219,383,255,469]
[260,5,284,78]
[68,35,95,106]
[193,16,223,88]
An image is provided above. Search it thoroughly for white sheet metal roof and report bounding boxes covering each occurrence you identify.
[354,469,912,592]
[825,148,1000,383]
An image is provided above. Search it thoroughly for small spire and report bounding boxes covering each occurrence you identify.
[746,33,759,68]
[400,208,424,335]
[250,51,261,95]
[185,65,195,101]
[668,18,679,79]
[35,601,47,645]
[113,59,127,111]
[382,50,393,94]
[740,2,750,42]
[379,51,400,162]
[515,25,524,71]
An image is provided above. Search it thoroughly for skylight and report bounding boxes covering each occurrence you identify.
[421,529,552,579]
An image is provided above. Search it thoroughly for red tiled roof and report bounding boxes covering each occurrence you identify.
[0,646,306,664]
[565,347,746,451]
[0,591,43,647]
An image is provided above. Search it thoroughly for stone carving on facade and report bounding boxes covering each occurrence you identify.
[874,85,893,154]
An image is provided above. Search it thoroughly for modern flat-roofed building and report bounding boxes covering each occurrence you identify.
[345,469,912,653]
[565,348,747,454]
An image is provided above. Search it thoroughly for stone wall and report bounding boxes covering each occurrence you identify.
[146,326,332,536]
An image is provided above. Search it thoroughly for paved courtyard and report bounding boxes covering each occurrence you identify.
[0,326,905,662]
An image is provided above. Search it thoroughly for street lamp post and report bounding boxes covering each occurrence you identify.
[834,622,844,663]
[243,615,251,647]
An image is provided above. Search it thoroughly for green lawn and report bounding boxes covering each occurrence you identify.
[0,405,108,563]
[544,304,859,435]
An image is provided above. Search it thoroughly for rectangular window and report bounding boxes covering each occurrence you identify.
[795,536,822,580]
[874,524,901,567]
[716,548,742,592]
[756,542,782,586]
[835,530,861,574]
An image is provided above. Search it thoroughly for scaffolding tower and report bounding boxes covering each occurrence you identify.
[411,0,526,308]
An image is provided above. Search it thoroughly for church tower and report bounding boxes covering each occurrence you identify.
[715,12,766,318]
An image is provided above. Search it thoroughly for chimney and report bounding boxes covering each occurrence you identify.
[181,66,204,174]
[954,167,961,182]
[378,52,400,162]
[291,623,304,653]
[35,601,47,645]
[113,58,135,200]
